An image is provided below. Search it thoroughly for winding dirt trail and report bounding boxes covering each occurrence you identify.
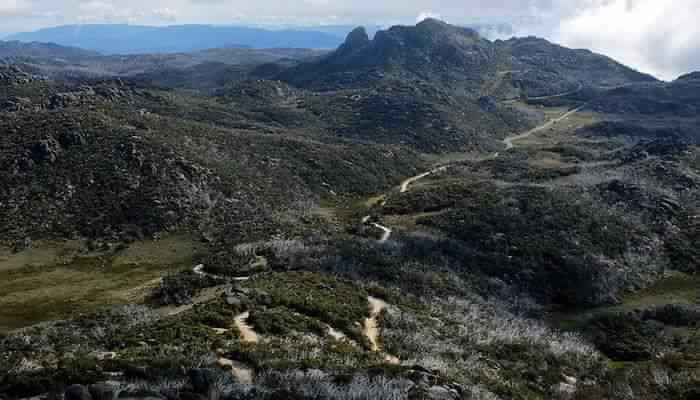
[502,105,584,150]
[159,264,258,382]
[363,296,400,364]
[234,311,259,343]
[362,108,585,243]
[503,83,583,104]
[364,104,585,248]
[363,296,387,352]
[400,166,448,193]
[526,83,584,101]
[192,264,250,281]
[371,223,393,243]
[216,311,258,383]
[390,106,584,201]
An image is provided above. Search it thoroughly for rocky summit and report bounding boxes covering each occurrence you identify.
[0,19,699,400]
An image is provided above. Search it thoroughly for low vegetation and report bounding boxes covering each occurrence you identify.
[2,19,699,400]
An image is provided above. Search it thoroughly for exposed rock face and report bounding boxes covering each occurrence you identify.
[48,85,132,109]
[339,27,370,53]
[30,138,62,163]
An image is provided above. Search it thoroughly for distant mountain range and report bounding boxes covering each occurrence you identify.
[3,23,514,55]
[0,40,99,58]
[4,24,346,54]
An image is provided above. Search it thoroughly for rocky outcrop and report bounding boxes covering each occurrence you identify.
[338,27,370,53]
[30,137,62,163]
[48,85,133,109]
[0,65,45,85]
[0,96,32,112]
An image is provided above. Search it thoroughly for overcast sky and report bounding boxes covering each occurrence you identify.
[0,0,697,79]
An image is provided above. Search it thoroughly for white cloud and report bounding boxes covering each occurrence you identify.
[416,11,442,23]
[551,0,699,80]
[152,7,177,21]
[0,0,31,17]
[77,1,138,22]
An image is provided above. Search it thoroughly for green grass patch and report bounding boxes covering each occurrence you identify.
[624,273,700,305]
[0,234,203,331]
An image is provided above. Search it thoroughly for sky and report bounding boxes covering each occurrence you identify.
[0,0,698,80]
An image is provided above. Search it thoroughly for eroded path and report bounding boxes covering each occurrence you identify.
[363,296,400,364]
[160,265,259,382]
[371,223,393,243]
[503,106,584,150]
[193,264,250,281]
[503,83,584,104]
[364,108,585,244]
[211,311,259,383]
[363,296,386,351]
[400,166,448,193]
[234,311,259,343]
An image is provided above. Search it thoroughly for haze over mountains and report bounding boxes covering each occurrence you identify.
[1,18,699,400]
[4,24,345,54]
[3,22,516,55]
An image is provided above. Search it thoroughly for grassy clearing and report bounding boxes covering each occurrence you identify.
[0,240,85,272]
[0,234,204,331]
[550,273,700,331]
[112,234,206,266]
[624,273,700,306]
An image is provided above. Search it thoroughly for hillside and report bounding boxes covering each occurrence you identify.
[0,40,100,58]
[1,20,699,400]
[0,65,421,248]
[1,44,326,86]
[281,19,656,98]
[497,36,657,90]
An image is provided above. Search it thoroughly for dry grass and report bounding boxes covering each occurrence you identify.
[0,234,203,331]
[0,240,85,272]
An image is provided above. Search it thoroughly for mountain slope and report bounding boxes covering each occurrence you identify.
[280,19,657,98]
[0,66,421,246]
[0,40,100,58]
[497,36,657,90]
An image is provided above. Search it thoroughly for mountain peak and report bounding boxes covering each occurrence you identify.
[339,26,370,52]
[416,18,449,29]
[414,18,480,41]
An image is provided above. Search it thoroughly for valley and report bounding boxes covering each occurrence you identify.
[0,19,698,400]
